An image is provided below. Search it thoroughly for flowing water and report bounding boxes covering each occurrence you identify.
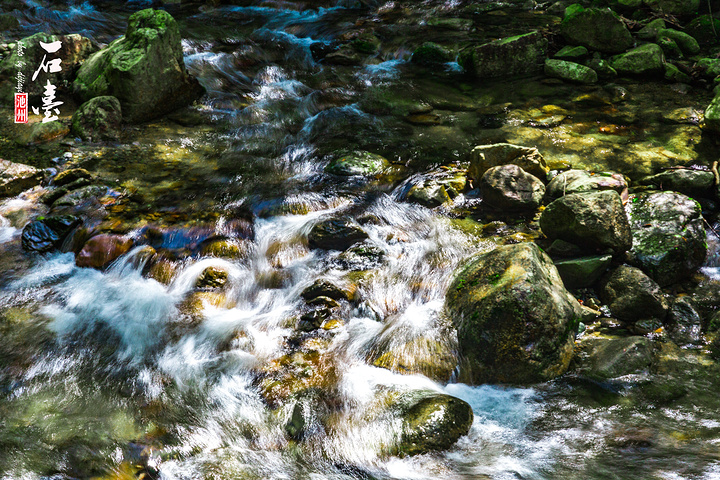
[2,1,720,479]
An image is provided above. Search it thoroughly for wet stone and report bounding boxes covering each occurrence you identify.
[575,335,653,380]
[21,215,81,253]
[301,279,351,301]
[0,159,43,197]
[308,219,368,251]
[480,164,545,211]
[195,266,229,290]
[599,265,668,325]
[554,254,612,289]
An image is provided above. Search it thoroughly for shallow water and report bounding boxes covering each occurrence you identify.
[2,0,720,479]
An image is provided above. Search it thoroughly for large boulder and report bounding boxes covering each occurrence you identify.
[544,169,627,202]
[468,143,548,182]
[0,159,43,197]
[643,0,700,16]
[446,243,584,384]
[638,169,714,199]
[560,7,633,54]
[0,33,94,102]
[610,44,665,76]
[395,391,473,456]
[625,191,707,286]
[540,190,632,253]
[657,29,700,56]
[73,9,203,123]
[480,164,545,211]
[554,254,613,289]
[71,96,122,141]
[459,31,547,79]
[599,265,669,324]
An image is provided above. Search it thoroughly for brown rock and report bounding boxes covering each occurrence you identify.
[75,234,133,269]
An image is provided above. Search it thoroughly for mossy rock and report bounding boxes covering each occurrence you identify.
[657,36,684,59]
[685,15,720,45]
[637,18,666,40]
[554,45,589,60]
[468,143,548,182]
[73,9,203,123]
[325,151,390,176]
[459,31,547,79]
[53,168,91,187]
[560,7,633,53]
[480,164,545,211]
[301,279,352,301]
[372,336,458,382]
[698,58,720,79]
[657,28,700,55]
[544,58,598,84]
[200,238,246,259]
[411,42,452,65]
[195,266,229,289]
[643,0,700,16]
[71,96,122,141]
[446,242,584,384]
[575,335,653,380]
[544,169,627,202]
[704,94,720,135]
[664,63,691,83]
[599,265,668,324]
[638,169,714,198]
[610,43,665,76]
[625,191,707,286]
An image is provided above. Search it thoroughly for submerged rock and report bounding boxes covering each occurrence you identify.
[459,31,547,79]
[308,219,368,251]
[575,335,653,380]
[625,192,707,286]
[411,42,453,65]
[599,265,668,324]
[468,143,548,182]
[0,159,43,197]
[446,243,583,384]
[73,9,203,123]
[325,151,389,176]
[540,190,632,253]
[480,164,545,211]
[71,96,122,141]
[75,234,133,269]
[395,391,473,456]
[560,7,633,53]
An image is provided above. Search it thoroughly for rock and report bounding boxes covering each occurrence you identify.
[625,191,707,286]
[638,18,666,40]
[0,159,43,197]
[554,45,589,60]
[576,335,652,380]
[664,63,691,83]
[53,185,108,207]
[547,238,584,258]
[540,190,632,253]
[581,59,617,80]
[643,0,699,16]
[667,296,703,345]
[411,42,452,65]
[405,181,453,207]
[544,59,597,84]
[459,31,547,79]
[16,121,70,144]
[560,7,633,53]
[704,94,720,135]
[0,13,19,31]
[53,168,91,187]
[599,265,668,324]
[75,234,133,269]
[336,242,385,271]
[324,45,366,66]
[71,96,122,141]
[685,15,720,45]
[554,254,612,289]
[468,143,548,182]
[638,169,714,198]
[372,337,457,382]
[73,9,203,123]
[697,58,720,79]
[480,164,545,211]
[195,266,229,289]
[657,36,683,59]
[446,243,583,384]
[301,279,352,301]
[0,33,94,102]
[21,215,81,252]
[544,169,628,202]
[610,44,665,76]
[325,151,390,176]
[147,258,177,285]
[395,391,473,456]
[308,219,368,251]
[199,239,245,259]
[657,29,700,56]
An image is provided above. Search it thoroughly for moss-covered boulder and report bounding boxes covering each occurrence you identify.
[73,9,203,123]
[544,59,597,84]
[686,15,720,45]
[480,164,545,211]
[308,219,368,251]
[560,7,633,53]
[657,36,684,59]
[638,169,714,198]
[395,391,473,456]
[704,94,720,135]
[0,33,94,102]
[325,151,389,176]
[664,62,691,83]
[599,265,668,324]
[446,243,584,384]
[657,28,700,56]
[459,31,547,79]
[638,18,666,40]
[697,58,720,79]
[411,42,452,65]
[468,143,548,182]
[0,159,43,197]
[540,191,632,253]
[554,45,589,60]
[71,96,122,141]
[554,254,612,289]
[643,0,699,16]
[625,191,707,286]
[610,43,665,76]
[544,169,627,203]
[195,266,229,289]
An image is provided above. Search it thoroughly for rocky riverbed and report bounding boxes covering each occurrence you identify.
[2,0,720,479]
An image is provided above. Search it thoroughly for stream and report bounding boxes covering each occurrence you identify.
[2,1,720,479]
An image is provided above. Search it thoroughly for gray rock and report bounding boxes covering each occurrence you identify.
[480,164,545,211]
[325,151,390,176]
[667,296,703,345]
[638,169,714,198]
[576,335,652,380]
[308,219,368,251]
[554,254,613,289]
[468,143,548,182]
[599,265,669,324]
[0,159,43,197]
[540,190,632,253]
[459,31,547,79]
[446,242,583,384]
[625,191,707,286]
[544,169,627,203]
